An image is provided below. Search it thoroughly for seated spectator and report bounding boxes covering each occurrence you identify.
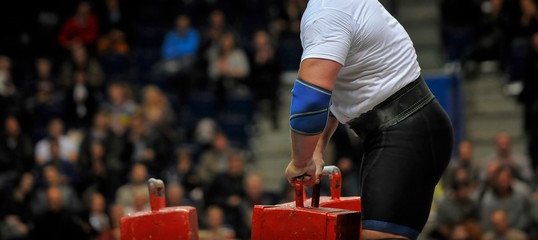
[59,44,105,89]
[141,85,175,129]
[198,205,235,240]
[480,165,531,232]
[336,157,361,196]
[97,29,130,56]
[239,173,277,237]
[162,148,201,200]
[448,223,473,240]
[122,114,172,173]
[200,10,227,55]
[124,187,150,215]
[77,141,111,201]
[101,83,138,135]
[248,29,281,129]
[207,31,250,105]
[0,173,34,240]
[65,70,99,128]
[35,118,78,165]
[0,116,34,180]
[197,133,240,185]
[30,186,87,240]
[480,132,534,183]
[204,153,247,238]
[115,163,149,209]
[79,111,121,169]
[482,209,528,240]
[23,57,57,100]
[433,179,481,239]
[40,139,78,186]
[31,166,82,216]
[0,55,20,121]
[82,192,110,238]
[166,183,193,207]
[444,140,479,190]
[58,1,99,50]
[160,14,199,75]
[97,204,123,240]
[97,0,132,36]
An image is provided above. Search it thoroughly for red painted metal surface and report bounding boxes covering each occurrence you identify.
[251,179,361,240]
[121,178,199,240]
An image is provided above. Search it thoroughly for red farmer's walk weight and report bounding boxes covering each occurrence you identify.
[121,178,199,240]
[251,169,362,240]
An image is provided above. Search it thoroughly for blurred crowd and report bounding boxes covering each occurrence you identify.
[1,0,538,239]
[441,0,538,174]
[430,133,538,240]
[0,0,308,239]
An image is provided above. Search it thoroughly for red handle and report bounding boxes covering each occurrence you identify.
[294,177,321,208]
[148,178,166,211]
[322,166,341,200]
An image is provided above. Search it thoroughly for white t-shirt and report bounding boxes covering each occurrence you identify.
[300,0,421,123]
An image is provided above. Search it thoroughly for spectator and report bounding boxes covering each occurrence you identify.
[82,192,110,238]
[30,186,88,240]
[515,0,538,37]
[0,173,34,240]
[77,141,112,201]
[97,29,130,56]
[78,111,122,171]
[115,163,149,209]
[124,187,150,215]
[31,165,82,216]
[197,133,240,185]
[162,148,201,200]
[58,44,105,89]
[480,166,531,232]
[201,10,228,56]
[480,132,534,183]
[482,209,528,240]
[0,55,20,121]
[58,1,99,50]
[434,179,481,240]
[24,58,57,100]
[444,140,480,190]
[160,14,199,75]
[21,78,63,133]
[519,31,538,172]
[239,173,277,237]
[0,116,34,178]
[198,205,235,240]
[101,83,138,135]
[207,31,250,104]
[166,183,193,207]
[122,113,173,173]
[97,0,132,36]
[440,0,482,62]
[35,118,79,165]
[448,223,472,240]
[248,29,281,129]
[97,204,123,240]
[204,153,247,238]
[40,139,78,186]
[65,70,99,128]
[141,85,175,129]
[336,157,360,196]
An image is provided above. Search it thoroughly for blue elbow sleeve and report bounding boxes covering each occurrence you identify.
[290,78,332,135]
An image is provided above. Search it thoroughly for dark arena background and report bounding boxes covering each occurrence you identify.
[0,0,538,239]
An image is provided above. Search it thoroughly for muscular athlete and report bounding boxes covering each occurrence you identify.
[285,0,454,239]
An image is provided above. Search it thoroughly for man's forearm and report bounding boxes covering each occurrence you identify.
[291,116,339,166]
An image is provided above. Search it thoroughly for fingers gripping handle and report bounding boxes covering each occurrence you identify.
[148,178,166,211]
[294,176,321,208]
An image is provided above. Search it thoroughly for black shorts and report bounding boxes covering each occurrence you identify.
[348,79,454,239]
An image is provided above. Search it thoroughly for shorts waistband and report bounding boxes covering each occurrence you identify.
[347,75,434,139]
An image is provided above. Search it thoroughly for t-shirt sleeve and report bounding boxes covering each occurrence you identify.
[301,9,353,65]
